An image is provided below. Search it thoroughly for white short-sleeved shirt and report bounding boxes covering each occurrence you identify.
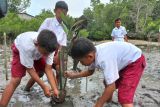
[38,18,67,46]
[88,42,142,85]
[14,32,54,68]
[111,26,127,41]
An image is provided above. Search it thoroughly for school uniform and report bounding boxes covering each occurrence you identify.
[38,17,67,46]
[11,32,54,77]
[88,42,146,104]
[111,26,127,41]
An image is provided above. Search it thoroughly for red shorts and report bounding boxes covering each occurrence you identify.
[11,44,45,78]
[115,55,146,104]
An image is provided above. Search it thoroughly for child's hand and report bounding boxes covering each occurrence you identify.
[43,85,51,97]
[53,88,59,98]
[64,71,76,79]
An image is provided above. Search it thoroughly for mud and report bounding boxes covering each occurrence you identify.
[0,43,160,107]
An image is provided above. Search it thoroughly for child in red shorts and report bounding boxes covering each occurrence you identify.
[0,30,59,107]
[65,38,146,107]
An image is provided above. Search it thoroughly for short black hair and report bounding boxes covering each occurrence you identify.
[71,38,96,59]
[37,30,58,53]
[115,18,121,23]
[55,1,68,11]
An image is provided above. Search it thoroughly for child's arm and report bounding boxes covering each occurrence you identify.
[45,64,59,97]
[94,82,116,107]
[112,37,115,41]
[111,29,115,41]
[64,70,95,79]
[27,68,50,97]
[124,35,128,42]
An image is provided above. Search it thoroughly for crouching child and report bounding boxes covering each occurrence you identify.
[65,38,146,107]
[0,30,59,107]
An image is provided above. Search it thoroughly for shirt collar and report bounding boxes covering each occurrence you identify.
[115,26,122,29]
[54,17,61,26]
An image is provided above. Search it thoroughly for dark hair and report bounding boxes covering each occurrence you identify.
[55,1,68,11]
[37,30,58,53]
[115,18,121,23]
[71,38,96,59]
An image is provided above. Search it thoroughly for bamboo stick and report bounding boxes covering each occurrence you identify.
[3,32,8,80]
[158,33,160,50]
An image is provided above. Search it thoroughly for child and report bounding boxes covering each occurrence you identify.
[38,1,68,47]
[65,38,146,107]
[0,30,59,107]
[111,18,128,42]
[34,1,68,86]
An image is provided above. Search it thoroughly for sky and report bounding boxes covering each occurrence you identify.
[26,0,110,17]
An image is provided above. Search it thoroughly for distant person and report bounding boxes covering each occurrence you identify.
[38,1,68,47]
[38,0,68,68]
[65,38,146,107]
[0,30,59,107]
[24,1,68,91]
[111,18,128,42]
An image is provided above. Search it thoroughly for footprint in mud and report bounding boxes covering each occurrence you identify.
[18,95,30,102]
[146,88,160,93]
[67,79,78,88]
[143,93,160,105]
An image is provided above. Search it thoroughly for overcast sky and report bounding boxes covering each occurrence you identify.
[26,0,110,17]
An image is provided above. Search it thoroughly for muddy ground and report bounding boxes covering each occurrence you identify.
[0,41,160,107]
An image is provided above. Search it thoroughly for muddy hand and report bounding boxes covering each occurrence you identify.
[64,71,76,79]
[43,85,51,97]
[53,88,59,98]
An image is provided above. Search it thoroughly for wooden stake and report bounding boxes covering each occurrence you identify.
[86,77,88,92]
[3,32,8,80]
[158,33,160,52]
